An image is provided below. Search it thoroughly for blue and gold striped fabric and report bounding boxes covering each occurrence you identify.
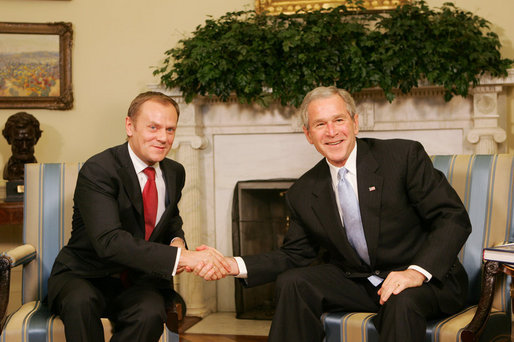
[22,163,81,304]
[1,301,179,342]
[322,154,514,342]
[1,163,179,342]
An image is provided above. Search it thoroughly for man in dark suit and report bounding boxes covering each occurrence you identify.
[215,86,471,341]
[48,91,229,342]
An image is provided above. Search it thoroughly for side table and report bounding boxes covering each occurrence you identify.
[0,200,23,225]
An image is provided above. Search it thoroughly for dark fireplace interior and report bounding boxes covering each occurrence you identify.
[232,179,295,320]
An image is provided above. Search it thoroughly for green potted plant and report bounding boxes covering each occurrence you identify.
[153,0,512,107]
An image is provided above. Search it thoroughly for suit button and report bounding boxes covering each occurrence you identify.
[374,270,380,275]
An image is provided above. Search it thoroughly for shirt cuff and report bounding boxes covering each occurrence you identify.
[234,256,248,278]
[171,247,181,277]
[408,265,432,282]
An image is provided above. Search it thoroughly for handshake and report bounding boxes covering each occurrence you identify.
[175,242,239,281]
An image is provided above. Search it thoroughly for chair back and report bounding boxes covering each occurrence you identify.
[431,154,514,310]
[22,163,82,303]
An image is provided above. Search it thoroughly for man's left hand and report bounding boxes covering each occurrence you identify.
[377,269,426,305]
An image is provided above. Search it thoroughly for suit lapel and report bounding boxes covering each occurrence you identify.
[356,139,383,267]
[310,160,364,265]
[160,159,176,208]
[117,143,144,220]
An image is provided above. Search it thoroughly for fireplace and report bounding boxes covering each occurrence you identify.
[232,179,295,319]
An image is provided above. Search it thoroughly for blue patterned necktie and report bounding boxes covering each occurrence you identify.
[338,167,370,265]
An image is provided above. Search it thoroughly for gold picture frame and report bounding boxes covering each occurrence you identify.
[255,0,411,14]
[0,22,73,110]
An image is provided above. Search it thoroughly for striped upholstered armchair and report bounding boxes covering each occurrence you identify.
[0,163,180,341]
[322,154,514,342]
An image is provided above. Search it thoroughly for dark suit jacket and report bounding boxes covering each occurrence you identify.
[243,138,471,313]
[49,142,185,298]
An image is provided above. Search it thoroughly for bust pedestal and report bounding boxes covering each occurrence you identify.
[5,181,24,202]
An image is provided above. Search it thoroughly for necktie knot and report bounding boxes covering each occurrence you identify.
[143,167,156,180]
[338,167,348,181]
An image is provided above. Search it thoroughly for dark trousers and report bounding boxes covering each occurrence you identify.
[268,264,442,342]
[48,271,167,342]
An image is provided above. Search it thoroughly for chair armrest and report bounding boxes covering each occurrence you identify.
[2,244,36,267]
[0,254,11,333]
[461,260,503,342]
[0,244,36,333]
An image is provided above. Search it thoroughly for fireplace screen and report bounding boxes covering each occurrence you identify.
[232,179,295,319]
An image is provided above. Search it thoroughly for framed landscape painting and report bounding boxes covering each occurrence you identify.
[0,22,73,110]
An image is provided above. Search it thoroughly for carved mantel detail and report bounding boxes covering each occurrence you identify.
[467,86,507,154]
[159,68,514,155]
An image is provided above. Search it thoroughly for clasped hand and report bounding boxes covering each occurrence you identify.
[176,243,232,281]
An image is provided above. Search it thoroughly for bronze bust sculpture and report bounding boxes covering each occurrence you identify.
[2,112,42,181]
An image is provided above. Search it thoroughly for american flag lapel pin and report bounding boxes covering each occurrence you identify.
[369,186,376,192]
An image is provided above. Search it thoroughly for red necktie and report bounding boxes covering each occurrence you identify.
[143,167,158,240]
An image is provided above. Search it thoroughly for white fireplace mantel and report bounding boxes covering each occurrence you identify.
[149,69,514,315]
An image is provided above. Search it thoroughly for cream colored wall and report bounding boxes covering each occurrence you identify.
[0,0,513,169]
[0,0,254,173]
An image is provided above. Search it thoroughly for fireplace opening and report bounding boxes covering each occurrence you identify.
[232,179,295,320]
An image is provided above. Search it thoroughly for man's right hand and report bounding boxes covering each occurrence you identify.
[178,245,231,280]
[191,247,240,280]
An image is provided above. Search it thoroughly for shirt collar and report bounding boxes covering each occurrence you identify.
[127,143,160,174]
[327,143,357,186]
